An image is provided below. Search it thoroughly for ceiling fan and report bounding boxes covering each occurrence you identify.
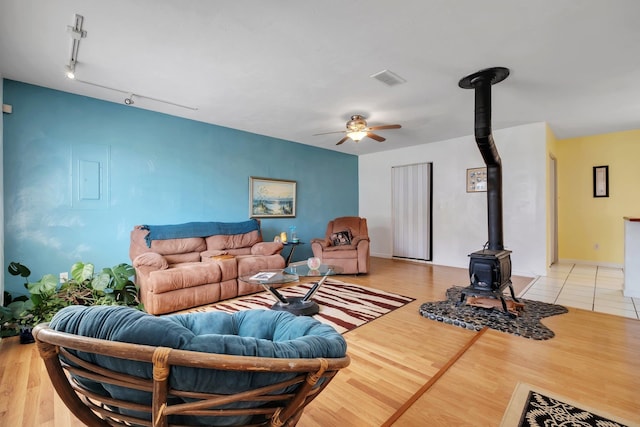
[314,115,401,145]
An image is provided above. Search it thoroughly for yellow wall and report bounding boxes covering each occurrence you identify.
[556,129,640,265]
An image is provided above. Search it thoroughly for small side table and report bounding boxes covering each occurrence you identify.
[282,241,304,266]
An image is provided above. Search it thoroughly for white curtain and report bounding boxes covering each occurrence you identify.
[392,163,432,261]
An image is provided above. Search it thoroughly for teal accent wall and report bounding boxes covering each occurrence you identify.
[2,80,358,295]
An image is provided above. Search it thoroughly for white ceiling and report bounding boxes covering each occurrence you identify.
[1,1,639,156]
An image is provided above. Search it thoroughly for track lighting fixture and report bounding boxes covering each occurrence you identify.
[74,78,198,110]
[64,14,86,80]
[62,13,198,111]
[65,63,76,79]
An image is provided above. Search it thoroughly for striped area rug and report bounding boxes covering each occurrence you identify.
[185,279,415,334]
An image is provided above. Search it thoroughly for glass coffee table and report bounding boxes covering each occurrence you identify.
[240,264,341,316]
[284,261,341,278]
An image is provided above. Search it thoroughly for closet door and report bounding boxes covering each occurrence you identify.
[392,163,432,261]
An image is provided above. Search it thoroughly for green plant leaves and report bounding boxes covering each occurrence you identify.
[6,261,140,328]
[7,299,33,320]
[7,262,31,278]
[0,306,14,323]
[100,264,135,290]
[27,274,58,296]
[91,272,111,292]
[71,262,94,282]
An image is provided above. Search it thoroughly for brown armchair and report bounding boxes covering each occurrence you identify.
[311,216,370,274]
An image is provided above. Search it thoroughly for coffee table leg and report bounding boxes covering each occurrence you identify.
[271,298,319,316]
[262,269,332,316]
[285,244,296,265]
[302,274,329,301]
[261,284,289,304]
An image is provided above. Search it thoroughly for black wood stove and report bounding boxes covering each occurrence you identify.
[458,67,519,315]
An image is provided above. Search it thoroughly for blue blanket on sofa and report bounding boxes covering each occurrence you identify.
[142,219,260,247]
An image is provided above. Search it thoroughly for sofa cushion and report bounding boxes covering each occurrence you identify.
[205,230,262,250]
[319,246,358,256]
[151,237,207,255]
[164,252,201,265]
[147,262,223,293]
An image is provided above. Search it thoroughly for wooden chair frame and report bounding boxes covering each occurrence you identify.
[33,324,350,427]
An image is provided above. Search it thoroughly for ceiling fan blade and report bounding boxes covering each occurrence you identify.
[313,130,347,136]
[336,136,350,145]
[367,132,386,142]
[367,124,401,131]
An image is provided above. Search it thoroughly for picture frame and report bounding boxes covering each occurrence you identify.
[466,167,487,193]
[249,177,296,218]
[593,165,609,198]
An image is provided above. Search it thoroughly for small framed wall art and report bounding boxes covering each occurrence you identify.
[467,167,487,192]
[249,177,296,218]
[593,165,609,198]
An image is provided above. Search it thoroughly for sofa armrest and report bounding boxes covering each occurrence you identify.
[310,238,331,249]
[350,236,369,246]
[133,252,168,270]
[251,242,284,256]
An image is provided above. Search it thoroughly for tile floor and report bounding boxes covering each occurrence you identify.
[519,262,639,320]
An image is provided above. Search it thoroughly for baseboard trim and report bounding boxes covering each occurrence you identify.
[558,258,623,269]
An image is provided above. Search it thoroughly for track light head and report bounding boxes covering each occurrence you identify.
[65,63,76,79]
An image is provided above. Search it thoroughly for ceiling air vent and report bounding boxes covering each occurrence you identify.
[370,69,407,87]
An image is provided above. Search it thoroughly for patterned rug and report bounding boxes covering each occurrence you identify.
[418,286,568,340]
[501,382,637,426]
[184,279,415,334]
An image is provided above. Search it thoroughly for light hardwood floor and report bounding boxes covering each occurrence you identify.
[1,257,639,426]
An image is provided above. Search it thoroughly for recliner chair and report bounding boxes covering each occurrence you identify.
[311,216,370,274]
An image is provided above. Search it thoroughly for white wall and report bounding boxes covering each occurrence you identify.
[1,76,4,304]
[359,122,547,277]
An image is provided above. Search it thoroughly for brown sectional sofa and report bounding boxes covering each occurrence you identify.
[129,220,284,315]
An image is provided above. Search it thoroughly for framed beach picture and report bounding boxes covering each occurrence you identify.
[249,177,296,218]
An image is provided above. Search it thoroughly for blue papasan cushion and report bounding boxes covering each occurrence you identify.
[49,305,347,425]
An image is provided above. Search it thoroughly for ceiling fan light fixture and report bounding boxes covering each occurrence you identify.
[348,131,367,142]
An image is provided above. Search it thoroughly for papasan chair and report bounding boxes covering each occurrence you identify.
[33,305,349,427]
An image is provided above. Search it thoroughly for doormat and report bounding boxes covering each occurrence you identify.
[183,279,415,334]
[500,382,638,426]
[418,286,568,340]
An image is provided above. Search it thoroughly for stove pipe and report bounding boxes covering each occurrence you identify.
[459,67,509,251]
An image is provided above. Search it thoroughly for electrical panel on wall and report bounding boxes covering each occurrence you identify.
[71,144,110,209]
